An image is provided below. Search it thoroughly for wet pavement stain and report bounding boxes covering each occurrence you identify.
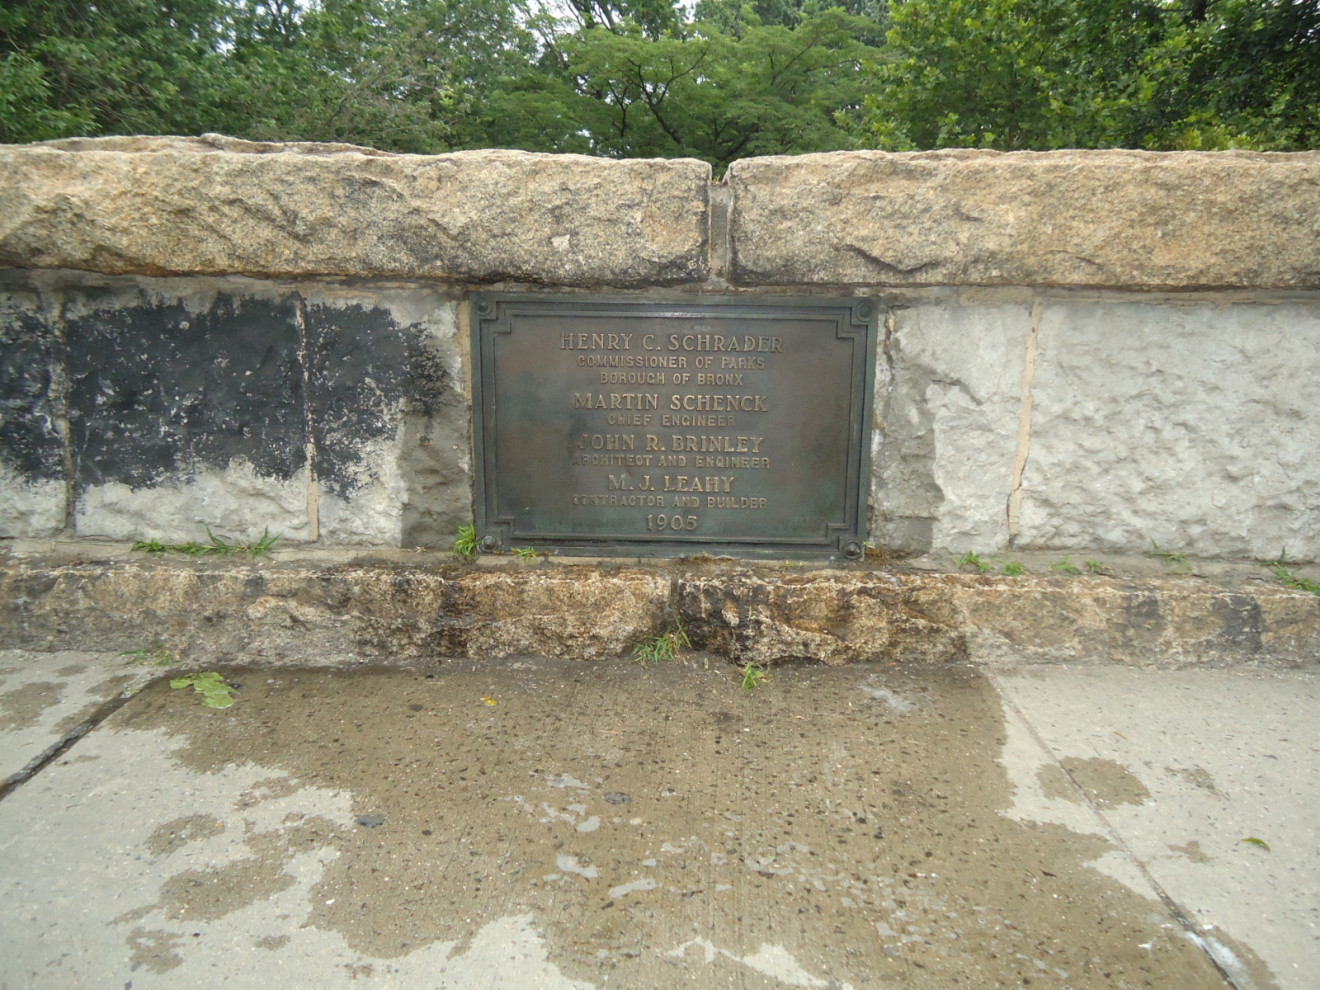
[0,680,63,731]
[1037,758,1153,810]
[101,657,1246,989]
[145,814,226,857]
[1167,765,1223,796]
[1169,840,1216,865]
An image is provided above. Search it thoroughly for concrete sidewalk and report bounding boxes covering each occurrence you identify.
[0,650,1315,989]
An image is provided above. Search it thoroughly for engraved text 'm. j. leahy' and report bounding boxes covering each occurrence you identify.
[471,295,878,559]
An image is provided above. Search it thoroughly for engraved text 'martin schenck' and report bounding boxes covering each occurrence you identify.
[472,296,876,558]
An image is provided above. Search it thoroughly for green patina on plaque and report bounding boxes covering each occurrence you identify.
[471,294,877,558]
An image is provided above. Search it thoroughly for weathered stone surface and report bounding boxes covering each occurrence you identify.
[0,135,710,287]
[59,276,311,541]
[340,565,670,659]
[2,272,474,546]
[0,554,668,662]
[678,567,1320,666]
[305,287,467,547]
[2,550,1315,666]
[872,293,1030,554]
[0,282,65,537]
[0,466,64,539]
[727,150,1320,289]
[1018,298,1320,560]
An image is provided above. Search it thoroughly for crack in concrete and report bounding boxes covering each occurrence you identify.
[1006,298,1042,545]
[0,684,141,801]
[991,673,1260,990]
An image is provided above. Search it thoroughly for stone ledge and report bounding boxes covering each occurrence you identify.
[3,551,1315,667]
[0,136,710,287]
[727,150,1320,289]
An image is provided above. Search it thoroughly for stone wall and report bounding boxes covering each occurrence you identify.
[2,137,1318,560]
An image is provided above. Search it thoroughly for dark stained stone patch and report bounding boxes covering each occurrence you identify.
[306,302,452,499]
[65,290,305,492]
[0,290,66,484]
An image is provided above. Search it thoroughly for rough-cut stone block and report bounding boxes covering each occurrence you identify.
[0,282,66,536]
[2,553,1316,666]
[728,150,1320,289]
[0,135,710,287]
[3,272,475,548]
[305,286,468,546]
[873,294,1029,554]
[678,570,970,665]
[345,566,672,660]
[61,277,311,541]
[1018,299,1320,560]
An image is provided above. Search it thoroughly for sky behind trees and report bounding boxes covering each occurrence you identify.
[2,0,1316,165]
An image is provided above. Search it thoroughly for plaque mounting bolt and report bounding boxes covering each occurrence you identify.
[474,299,494,318]
[854,300,876,322]
[843,542,863,560]
[480,535,499,553]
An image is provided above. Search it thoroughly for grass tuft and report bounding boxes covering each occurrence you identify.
[1149,539,1191,574]
[454,524,478,561]
[1264,550,1320,596]
[957,551,991,574]
[633,620,692,665]
[132,528,278,559]
[740,662,768,691]
[1050,556,1081,576]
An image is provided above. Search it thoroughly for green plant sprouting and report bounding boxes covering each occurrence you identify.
[1149,539,1191,573]
[632,619,692,665]
[119,644,179,667]
[454,524,478,561]
[957,551,991,574]
[740,662,768,691]
[132,528,278,559]
[1001,561,1024,577]
[1264,551,1320,596]
[1050,556,1082,575]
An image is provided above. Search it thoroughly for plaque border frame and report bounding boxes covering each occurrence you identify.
[470,293,878,560]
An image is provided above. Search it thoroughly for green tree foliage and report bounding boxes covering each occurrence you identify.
[482,4,883,168]
[0,0,232,142]
[859,0,1319,150]
[209,0,538,151]
[1177,0,1320,148]
[1,0,1316,156]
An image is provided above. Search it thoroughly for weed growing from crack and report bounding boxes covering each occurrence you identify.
[454,524,478,561]
[1264,551,1320,596]
[119,644,179,667]
[132,528,278,559]
[632,620,691,665]
[957,551,991,574]
[170,671,236,709]
[1086,559,1109,575]
[1050,556,1082,575]
[1001,561,1024,577]
[511,546,541,560]
[740,662,768,691]
[1149,539,1191,574]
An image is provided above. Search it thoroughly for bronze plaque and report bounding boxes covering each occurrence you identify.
[471,294,877,558]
